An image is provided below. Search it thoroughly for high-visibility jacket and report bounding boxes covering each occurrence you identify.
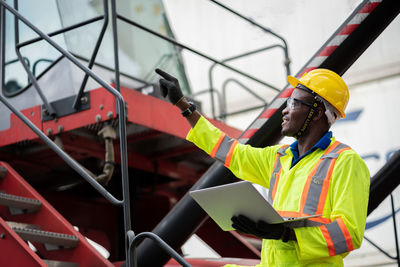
[187,116,370,267]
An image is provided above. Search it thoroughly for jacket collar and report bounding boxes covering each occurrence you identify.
[289,131,332,167]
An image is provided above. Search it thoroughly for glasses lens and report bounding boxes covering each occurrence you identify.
[287,96,314,110]
[287,97,297,110]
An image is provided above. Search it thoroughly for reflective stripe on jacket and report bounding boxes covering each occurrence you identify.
[186,116,370,267]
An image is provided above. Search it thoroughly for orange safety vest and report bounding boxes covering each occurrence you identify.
[269,141,354,255]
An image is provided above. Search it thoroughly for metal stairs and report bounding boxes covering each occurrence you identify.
[0,161,113,267]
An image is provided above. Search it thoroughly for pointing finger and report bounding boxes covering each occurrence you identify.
[155,68,176,81]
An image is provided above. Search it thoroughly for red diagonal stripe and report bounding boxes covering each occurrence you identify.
[318,46,338,57]
[299,67,317,77]
[359,2,380,13]
[260,108,278,119]
[279,87,294,98]
[241,128,258,139]
[338,24,358,35]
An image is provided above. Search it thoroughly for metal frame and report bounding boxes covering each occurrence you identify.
[0,0,133,265]
[208,44,285,119]
[0,1,196,266]
[4,0,108,114]
[220,78,267,120]
[32,58,55,76]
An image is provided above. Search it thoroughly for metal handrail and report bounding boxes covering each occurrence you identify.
[0,1,133,266]
[208,44,285,118]
[191,88,224,115]
[128,231,191,267]
[32,58,53,76]
[219,78,267,120]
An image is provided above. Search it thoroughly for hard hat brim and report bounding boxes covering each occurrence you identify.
[287,75,301,89]
[287,75,346,118]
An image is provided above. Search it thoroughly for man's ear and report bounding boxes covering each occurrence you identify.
[313,106,325,121]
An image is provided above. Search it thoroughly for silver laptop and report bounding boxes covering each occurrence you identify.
[189,181,320,231]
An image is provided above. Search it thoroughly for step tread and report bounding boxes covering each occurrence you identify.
[11,226,79,248]
[6,221,41,230]
[0,192,42,212]
[42,259,79,267]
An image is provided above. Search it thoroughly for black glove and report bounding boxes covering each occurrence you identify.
[155,68,184,105]
[232,215,294,242]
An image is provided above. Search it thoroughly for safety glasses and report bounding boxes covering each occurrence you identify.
[286,96,314,110]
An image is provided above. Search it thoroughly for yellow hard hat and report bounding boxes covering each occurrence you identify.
[287,69,349,118]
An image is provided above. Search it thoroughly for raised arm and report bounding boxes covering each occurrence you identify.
[155,68,201,128]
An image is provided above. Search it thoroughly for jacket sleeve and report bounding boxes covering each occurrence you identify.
[186,116,280,188]
[293,151,370,260]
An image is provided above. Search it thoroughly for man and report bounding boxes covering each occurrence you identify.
[155,68,370,266]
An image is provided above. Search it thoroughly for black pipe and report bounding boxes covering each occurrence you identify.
[137,0,400,266]
[368,150,400,215]
[320,0,400,75]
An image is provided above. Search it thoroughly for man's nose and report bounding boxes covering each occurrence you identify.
[282,106,289,115]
